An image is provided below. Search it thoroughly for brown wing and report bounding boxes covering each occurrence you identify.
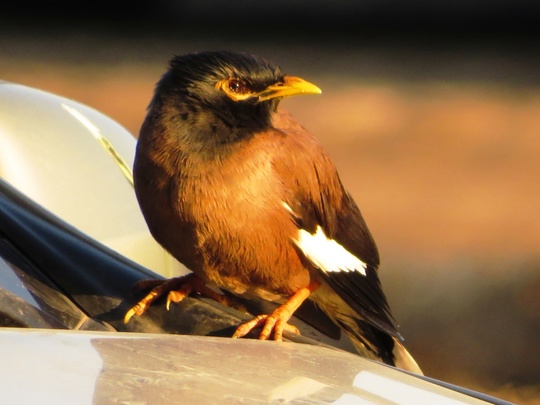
[272,109,399,339]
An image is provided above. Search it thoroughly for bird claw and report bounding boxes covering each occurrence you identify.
[123,289,162,323]
[123,274,196,323]
[123,305,143,324]
[232,312,300,341]
[166,290,188,310]
[232,286,312,340]
[232,314,269,339]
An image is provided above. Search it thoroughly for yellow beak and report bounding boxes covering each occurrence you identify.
[255,76,322,101]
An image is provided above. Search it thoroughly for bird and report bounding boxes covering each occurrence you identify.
[124,50,422,374]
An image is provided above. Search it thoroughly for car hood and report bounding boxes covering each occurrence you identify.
[0,328,493,405]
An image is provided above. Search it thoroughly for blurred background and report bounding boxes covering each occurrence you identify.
[1,2,539,403]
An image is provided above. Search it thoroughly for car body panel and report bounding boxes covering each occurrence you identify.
[0,328,493,405]
[0,81,185,278]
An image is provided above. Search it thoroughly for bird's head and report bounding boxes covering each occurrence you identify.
[147,51,321,149]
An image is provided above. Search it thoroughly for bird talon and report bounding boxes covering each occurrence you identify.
[232,314,268,339]
[123,275,197,323]
[123,297,153,323]
[166,290,187,310]
[232,313,301,341]
[123,308,136,324]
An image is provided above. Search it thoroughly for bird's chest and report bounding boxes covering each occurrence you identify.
[180,151,281,240]
[174,151,308,297]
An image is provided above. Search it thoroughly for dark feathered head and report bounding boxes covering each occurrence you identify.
[146,51,321,149]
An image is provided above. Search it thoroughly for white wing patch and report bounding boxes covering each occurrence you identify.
[293,225,367,275]
[282,202,367,275]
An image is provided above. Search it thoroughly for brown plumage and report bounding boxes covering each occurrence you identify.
[124,51,421,374]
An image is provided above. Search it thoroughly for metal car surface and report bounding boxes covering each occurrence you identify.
[0,328,499,404]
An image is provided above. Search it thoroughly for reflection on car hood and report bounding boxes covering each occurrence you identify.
[0,328,492,405]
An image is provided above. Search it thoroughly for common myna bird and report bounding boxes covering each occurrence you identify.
[125,50,421,373]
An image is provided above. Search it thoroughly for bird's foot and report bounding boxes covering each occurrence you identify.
[232,311,300,341]
[232,285,313,341]
[124,273,232,323]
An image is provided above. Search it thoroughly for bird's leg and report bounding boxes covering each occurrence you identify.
[123,273,236,323]
[232,282,318,341]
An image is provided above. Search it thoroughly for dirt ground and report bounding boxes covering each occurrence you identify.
[1,34,539,404]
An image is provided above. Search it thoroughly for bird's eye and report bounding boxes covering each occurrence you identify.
[228,79,248,94]
[215,78,253,101]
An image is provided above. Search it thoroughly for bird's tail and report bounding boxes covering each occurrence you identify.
[343,323,423,375]
[391,339,423,374]
[312,284,422,374]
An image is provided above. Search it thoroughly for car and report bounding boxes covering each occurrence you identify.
[0,81,514,404]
